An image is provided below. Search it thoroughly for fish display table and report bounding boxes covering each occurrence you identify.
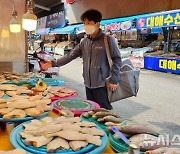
[0,111,115,153]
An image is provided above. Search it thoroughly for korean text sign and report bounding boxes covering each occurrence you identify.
[144,56,180,75]
[136,11,180,29]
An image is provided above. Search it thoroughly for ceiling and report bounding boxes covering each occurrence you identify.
[34,0,63,18]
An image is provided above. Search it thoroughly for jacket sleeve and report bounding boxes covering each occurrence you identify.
[107,36,122,84]
[52,43,82,67]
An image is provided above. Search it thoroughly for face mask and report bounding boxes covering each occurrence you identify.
[84,25,96,35]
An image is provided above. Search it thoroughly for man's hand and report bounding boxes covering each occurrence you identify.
[108,83,117,92]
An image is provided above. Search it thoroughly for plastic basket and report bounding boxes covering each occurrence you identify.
[27,78,64,87]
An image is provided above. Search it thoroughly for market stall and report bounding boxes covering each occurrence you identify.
[136,9,180,74]
[1,72,180,153]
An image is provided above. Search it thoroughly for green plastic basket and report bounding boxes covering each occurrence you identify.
[109,133,144,154]
[54,99,94,111]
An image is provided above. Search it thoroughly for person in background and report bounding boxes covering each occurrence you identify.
[112,33,119,46]
[47,9,122,109]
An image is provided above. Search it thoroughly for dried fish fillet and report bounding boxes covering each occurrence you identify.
[81,127,104,136]
[7,100,36,109]
[3,109,26,119]
[86,135,102,146]
[47,137,70,152]
[55,117,81,124]
[24,136,53,148]
[0,85,17,91]
[25,108,44,117]
[5,91,18,97]
[0,98,7,103]
[47,130,87,141]
[25,123,62,136]
[40,117,54,124]
[29,95,43,102]
[0,108,14,115]
[30,119,44,126]
[19,132,34,139]
[35,99,51,105]
[69,141,88,151]
[0,91,4,98]
[0,148,26,154]
[36,104,51,112]
[75,121,96,127]
[61,123,82,132]
[0,103,7,109]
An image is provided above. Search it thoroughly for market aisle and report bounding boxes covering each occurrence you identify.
[59,58,180,137]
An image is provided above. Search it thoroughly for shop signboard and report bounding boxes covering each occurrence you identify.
[37,16,47,29]
[102,20,132,32]
[75,20,132,34]
[136,10,180,29]
[37,11,66,30]
[144,56,180,75]
[46,11,66,28]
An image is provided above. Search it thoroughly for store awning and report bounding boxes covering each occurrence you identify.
[50,24,83,34]
[35,28,50,35]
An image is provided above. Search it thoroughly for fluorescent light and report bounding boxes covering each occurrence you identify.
[22,0,37,31]
[9,11,21,33]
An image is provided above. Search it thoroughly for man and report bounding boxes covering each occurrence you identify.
[49,9,122,109]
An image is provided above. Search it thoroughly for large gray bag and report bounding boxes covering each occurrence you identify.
[104,35,140,102]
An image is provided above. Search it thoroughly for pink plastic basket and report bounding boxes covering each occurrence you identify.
[52,99,100,116]
[50,92,77,102]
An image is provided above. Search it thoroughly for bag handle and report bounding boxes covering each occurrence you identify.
[134,75,139,96]
[104,35,113,69]
[120,64,134,71]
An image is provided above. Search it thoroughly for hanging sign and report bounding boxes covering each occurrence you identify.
[136,10,180,29]
[102,20,132,32]
[46,11,66,28]
[37,16,47,29]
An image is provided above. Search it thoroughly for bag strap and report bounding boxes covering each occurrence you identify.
[104,35,113,69]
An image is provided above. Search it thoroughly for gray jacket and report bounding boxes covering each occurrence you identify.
[53,30,122,88]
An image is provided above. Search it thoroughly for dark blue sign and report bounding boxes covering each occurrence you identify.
[46,11,65,28]
[136,11,180,29]
[144,56,180,75]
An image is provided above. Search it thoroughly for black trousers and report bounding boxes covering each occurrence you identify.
[86,86,112,110]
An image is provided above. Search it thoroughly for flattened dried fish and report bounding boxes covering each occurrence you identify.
[0,91,4,98]
[69,141,88,151]
[81,127,104,136]
[25,123,62,136]
[0,108,14,115]
[7,100,36,109]
[24,136,52,148]
[25,108,44,117]
[47,130,87,141]
[3,109,26,119]
[61,123,81,132]
[47,137,70,152]
[75,121,96,127]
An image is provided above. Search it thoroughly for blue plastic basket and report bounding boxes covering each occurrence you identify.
[27,78,64,87]
[10,119,108,154]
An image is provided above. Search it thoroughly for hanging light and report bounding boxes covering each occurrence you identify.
[22,0,37,31]
[9,10,21,33]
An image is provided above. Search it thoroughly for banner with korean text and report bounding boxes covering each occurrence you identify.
[136,10,180,29]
